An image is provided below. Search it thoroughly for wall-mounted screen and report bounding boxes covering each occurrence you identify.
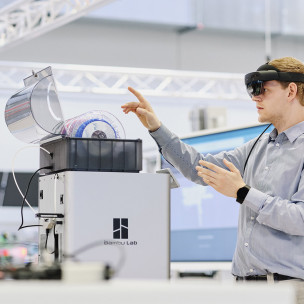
[161,124,273,262]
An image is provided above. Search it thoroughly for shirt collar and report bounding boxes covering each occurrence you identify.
[269,121,304,143]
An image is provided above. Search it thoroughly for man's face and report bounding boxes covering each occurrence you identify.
[251,80,290,124]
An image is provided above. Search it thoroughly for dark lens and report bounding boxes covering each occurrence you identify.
[246,81,264,97]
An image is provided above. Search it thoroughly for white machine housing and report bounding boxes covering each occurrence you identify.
[38,171,171,279]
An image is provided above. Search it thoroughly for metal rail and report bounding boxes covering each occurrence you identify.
[0,61,248,100]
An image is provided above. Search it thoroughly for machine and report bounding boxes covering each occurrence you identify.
[5,67,175,279]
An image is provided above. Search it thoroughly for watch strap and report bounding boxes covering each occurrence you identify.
[236,185,251,204]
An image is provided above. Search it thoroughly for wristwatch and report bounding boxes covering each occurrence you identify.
[236,185,251,204]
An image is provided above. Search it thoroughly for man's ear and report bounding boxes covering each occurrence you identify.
[288,82,298,101]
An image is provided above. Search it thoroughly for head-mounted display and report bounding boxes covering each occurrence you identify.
[244,63,304,97]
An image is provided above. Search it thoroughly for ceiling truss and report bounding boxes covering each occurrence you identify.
[0,0,114,51]
[0,61,248,101]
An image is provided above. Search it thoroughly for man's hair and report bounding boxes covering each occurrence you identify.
[269,57,304,105]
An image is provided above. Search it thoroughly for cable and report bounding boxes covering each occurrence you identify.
[12,145,52,214]
[63,239,126,278]
[18,165,53,231]
[243,123,272,172]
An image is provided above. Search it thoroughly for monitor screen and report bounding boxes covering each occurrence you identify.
[1,172,38,208]
[161,124,273,262]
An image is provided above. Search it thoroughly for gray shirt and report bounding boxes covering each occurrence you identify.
[150,122,304,279]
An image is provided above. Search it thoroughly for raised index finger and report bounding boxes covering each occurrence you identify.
[128,87,148,104]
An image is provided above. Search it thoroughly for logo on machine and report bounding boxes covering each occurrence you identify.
[103,218,137,246]
[113,218,128,239]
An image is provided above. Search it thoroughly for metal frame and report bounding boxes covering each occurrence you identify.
[0,61,248,100]
[0,0,114,52]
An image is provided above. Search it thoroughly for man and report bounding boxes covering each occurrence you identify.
[121,57,304,282]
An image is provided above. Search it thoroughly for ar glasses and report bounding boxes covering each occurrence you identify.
[246,80,265,98]
[244,63,304,98]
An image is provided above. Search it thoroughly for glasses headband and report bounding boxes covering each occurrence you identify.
[245,63,304,86]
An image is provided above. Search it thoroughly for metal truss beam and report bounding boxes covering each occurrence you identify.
[0,61,248,101]
[0,0,114,52]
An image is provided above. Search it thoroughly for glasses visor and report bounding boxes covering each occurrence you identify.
[246,80,265,97]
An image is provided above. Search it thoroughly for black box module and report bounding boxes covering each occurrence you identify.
[39,137,142,174]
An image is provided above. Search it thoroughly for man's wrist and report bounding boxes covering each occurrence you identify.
[149,122,162,133]
[236,185,251,204]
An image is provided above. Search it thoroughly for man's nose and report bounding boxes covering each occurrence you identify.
[252,95,262,102]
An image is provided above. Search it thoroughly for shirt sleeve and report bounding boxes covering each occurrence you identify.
[243,180,304,236]
[150,124,251,186]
